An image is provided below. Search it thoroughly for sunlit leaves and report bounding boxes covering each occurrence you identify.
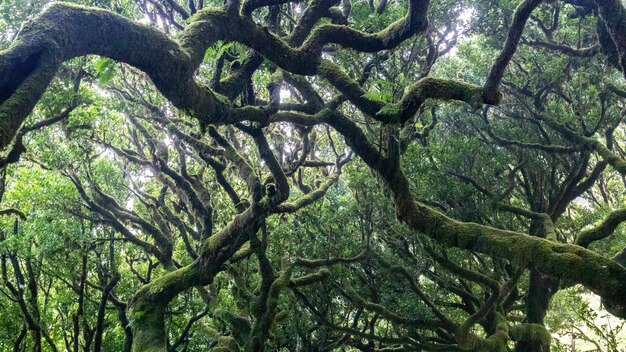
[94,57,117,85]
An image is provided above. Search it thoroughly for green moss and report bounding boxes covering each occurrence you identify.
[129,264,202,352]
[273,310,288,322]
[317,59,384,116]
[216,336,238,350]
[129,302,167,352]
[219,310,252,338]
[593,140,626,175]
[509,324,551,349]
[0,55,58,148]
[457,312,509,352]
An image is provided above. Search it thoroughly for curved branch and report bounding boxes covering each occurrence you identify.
[0,3,224,148]
[327,109,626,320]
[0,208,26,220]
[273,172,340,213]
[525,41,599,57]
[319,60,491,123]
[576,208,626,248]
[483,0,543,103]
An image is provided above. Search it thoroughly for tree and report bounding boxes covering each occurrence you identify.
[1,0,626,351]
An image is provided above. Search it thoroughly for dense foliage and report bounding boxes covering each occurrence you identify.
[1,0,626,351]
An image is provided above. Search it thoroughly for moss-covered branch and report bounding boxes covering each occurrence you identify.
[0,3,272,148]
[294,251,366,268]
[319,59,493,124]
[595,0,626,78]
[525,40,599,57]
[273,172,340,213]
[327,108,626,320]
[450,171,557,241]
[509,323,551,350]
[456,295,507,351]
[0,0,433,153]
[576,208,626,248]
[535,114,626,176]
[129,204,265,352]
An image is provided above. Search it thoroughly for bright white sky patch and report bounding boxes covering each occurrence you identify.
[280,88,291,100]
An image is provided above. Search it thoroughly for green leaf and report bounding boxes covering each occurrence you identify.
[94,57,116,84]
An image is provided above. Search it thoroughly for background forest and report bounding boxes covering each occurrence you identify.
[1,0,626,351]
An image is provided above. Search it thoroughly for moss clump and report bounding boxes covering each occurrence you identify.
[129,302,167,352]
[509,323,551,349]
[129,264,203,352]
[216,336,238,351]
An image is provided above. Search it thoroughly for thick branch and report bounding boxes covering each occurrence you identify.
[327,110,626,320]
[576,208,626,248]
[483,0,543,103]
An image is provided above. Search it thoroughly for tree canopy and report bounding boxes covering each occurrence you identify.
[1,0,626,351]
